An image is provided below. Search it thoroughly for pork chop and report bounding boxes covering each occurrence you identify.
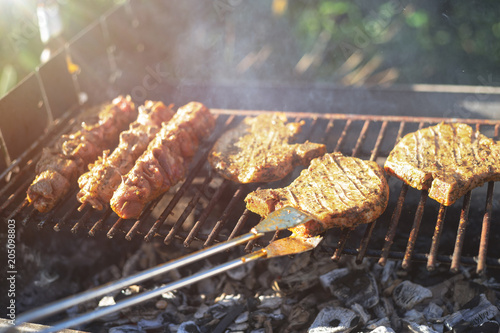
[209,113,326,183]
[384,122,500,206]
[245,152,389,237]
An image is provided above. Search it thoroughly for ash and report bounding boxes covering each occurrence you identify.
[76,240,500,333]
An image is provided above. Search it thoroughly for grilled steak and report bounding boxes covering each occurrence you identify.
[384,122,500,206]
[245,152,389,237]
[209,113,326,183]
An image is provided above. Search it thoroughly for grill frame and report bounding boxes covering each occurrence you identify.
[2,106,500,274]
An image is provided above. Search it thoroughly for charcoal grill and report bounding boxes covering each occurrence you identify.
[2,0,500,330]
[2,106,500,272]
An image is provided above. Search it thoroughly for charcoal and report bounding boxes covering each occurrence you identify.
[96,295,120,321]
[137,314,164,330]
[423,302,444,321]
[469,321,500,333]
[373,297,395,319]
[193,304,210,319]
[453,280,494,309]
[404,309,426,324]
[284,304,312,330]
[98,295,116,307]
[406,321,440,333]
[177,321,202,333]
[108,325,142,333]
[155,299,168,310]
[393,281,433,310]
[369,327,396,333]
[350,303,371,324]
[320,268,379,309]
[445,294,500,330]
[227,261,256,281]
[258,294,282,310]
[234,311,249,324]
[366,317,391,330]
[381,261,397,286]
[227,322,249,331]
[308,307,360,333]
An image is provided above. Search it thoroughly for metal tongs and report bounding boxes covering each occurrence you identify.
[12,207,323,333]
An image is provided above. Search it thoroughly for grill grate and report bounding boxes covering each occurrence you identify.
[2,109,500,273]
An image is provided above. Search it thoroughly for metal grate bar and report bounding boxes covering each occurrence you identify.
[334,119,352,152]
[163,176,213,245]
[352,120,370,157]
[124,198,163,240]
[228,208,254,240]
[211,109,500,125]
[54,200,81,231]
[332,228,352,261]
[378,183,408,266]
[183,180,230,247]
[451,191,472,272]
[0,177,31,215]
[402,190,428,269]
[107,217,125,238]
[89,207,113,236]
[71,208,93,234]
[427,204,447,270]
[477,181,494,274]
[204,185,246,247]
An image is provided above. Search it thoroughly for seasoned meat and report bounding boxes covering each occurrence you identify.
[27,96,136,213]
[209,113,326,183]
[384,122,500,206]
[77,101,175,210]
[111,102,215,219]
[245,152,389,237]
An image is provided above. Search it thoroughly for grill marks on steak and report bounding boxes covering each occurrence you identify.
[209,113,326,183]
[384,122,500,206]
[245,153,389,237]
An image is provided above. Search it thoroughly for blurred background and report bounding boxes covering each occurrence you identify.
[1,0,500,98]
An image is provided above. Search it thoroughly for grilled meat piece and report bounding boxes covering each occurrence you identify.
[245,152,389,237]
[209,113,326,183]
[77,101,175,210]
[27,96,136,213]
[384,122,500,206]
[111,102,215,219]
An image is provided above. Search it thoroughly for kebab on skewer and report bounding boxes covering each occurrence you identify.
[77,101,175,211]
[111,101,215,219]
[27,96,137,213]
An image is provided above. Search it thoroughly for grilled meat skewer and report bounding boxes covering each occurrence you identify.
[209,113,326,183]
[245,152,389,237]
[77,101,175,210]
[385,122,500,206]
[111,102,215,219]
[27,96,137,213]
